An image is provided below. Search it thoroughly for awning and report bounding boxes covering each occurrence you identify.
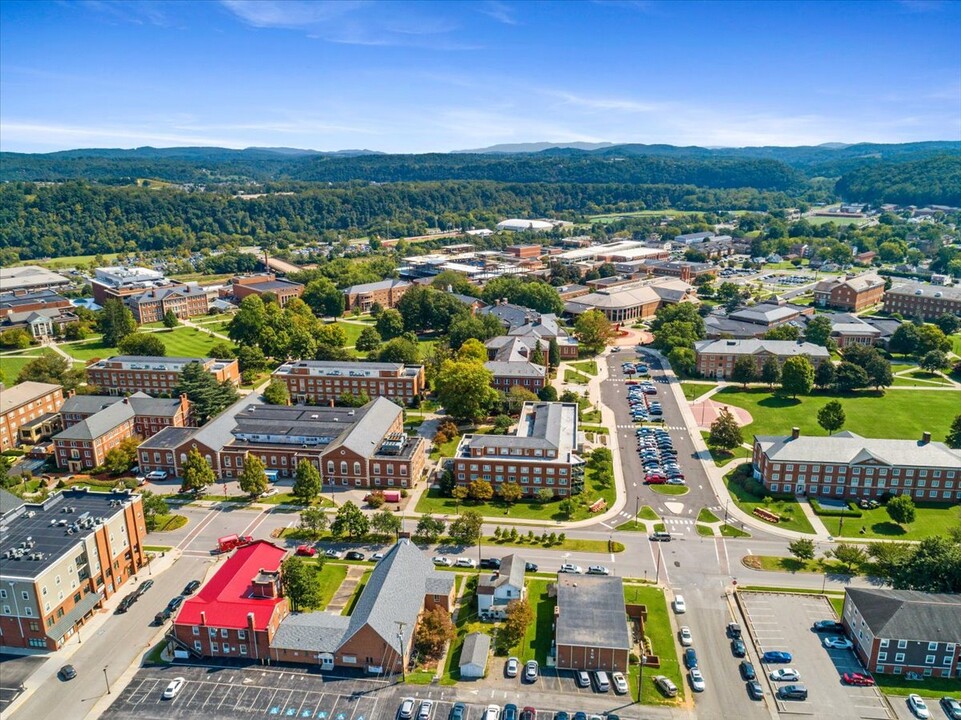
[46,590,101,643]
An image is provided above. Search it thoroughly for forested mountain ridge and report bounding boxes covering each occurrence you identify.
[835,154,961,207]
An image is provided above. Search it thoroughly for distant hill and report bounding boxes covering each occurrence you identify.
[454,141,615,154]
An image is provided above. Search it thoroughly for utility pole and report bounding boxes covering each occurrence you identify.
[395,621,408,682]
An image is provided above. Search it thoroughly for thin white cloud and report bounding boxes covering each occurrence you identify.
[544,89,668,113]
[478,1,518,26]
[79,0,170,26]
[0,121,259,150]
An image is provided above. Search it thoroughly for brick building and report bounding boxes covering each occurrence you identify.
[342,279,411,314]
[0,290,72,320]
[452,402,584,498]
[86,355,240,396]
[0,382,64,451]
[694,338,830,379]
[126,285,210,324]
[554,574,632,672]
[505,245,542,259]
[90,266,179,305]
[482,336,548,393]
[813,274,885,311]
[53,398,137,471]
[272,360,425,405]
[752,429,961,502]
[564,278,697,323]
[0,488,146,650]
[640,260,718,282]
[60,392,192,438]
[172,540,288,661]
[230,274,304,308]
[883,282,961,321]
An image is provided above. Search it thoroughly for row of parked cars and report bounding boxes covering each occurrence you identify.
[399,701,627,720]
[637,427,684,485]
[626,379,664,424]
[153,579,201,625]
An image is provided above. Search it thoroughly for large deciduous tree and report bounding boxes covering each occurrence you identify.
[117,332,167,357]
[238,453,269,497]
[435,359,498,420]
[708,408,743,451]
[817,400,846,434]
[330,501,369,539]
[780,356,814,398]
[293,459,322,505]
[281,556,322,612]
[181,447,215,493]
[574,310,615,354]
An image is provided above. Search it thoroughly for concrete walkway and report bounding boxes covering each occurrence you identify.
[325,565,368,614]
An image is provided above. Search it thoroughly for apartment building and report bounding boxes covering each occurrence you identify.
[90,266,180,305]
[230,273,304,308]
[126,285,210,323]
[86,355,240,396]
[694,338,830,378]
[482,336,548,392]
[53,399,137,471]
[813,274,886,311]
[272,360,425,405]
[60,392,191,438]
[752,429,961,502]
[0,382,64,451]
[0,487,146,650]
[883,282,961,321]
[342,279,411,314]
[452,402,585,498]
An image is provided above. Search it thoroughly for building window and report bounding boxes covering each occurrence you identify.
[239,645,247,655]
[898,640,907,649]
[878,652,887,662]
[221,628,228,638]
[193,626,200,635]
[928,641,938,651]
[895,653,905,663]
[194,641,202,652]
[925,655,936,665]
[238,629,246,640]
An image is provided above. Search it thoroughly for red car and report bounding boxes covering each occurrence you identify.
[295,545,317,557]
[645,474,667,484]
[625,380,638,385]
[842,672,875,686]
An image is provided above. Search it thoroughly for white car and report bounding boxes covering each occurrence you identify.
[398,698,416,720]
[324,549,340,558]
[371,552,385,561]
[908,694,930,719]
[524,659,539,682]
[432,556,452,566]
[689,668,705,692]
[559,564,583,574]
[823,636,853,649]
[483,706,500,720]
[679,626,693,646]
[417,700,433,720]
[673,594,687,613]
[146,470,168,481]
[612,671,629,695]
[505,656,519,677]
[454,558,476,568]
[162,677,185,699]
[769,668,801,681]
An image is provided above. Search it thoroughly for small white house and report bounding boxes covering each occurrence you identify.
[477,554,526,619]
[459,632,491,679]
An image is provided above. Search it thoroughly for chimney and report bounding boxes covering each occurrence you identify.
[791,427,800,440]
[122,397,129,405]
[921,431,931,445]
[248,612,256,631]
[200,611,206,626]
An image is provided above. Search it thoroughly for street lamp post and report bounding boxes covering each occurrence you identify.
[636,653,647,704]
[724,498,730,525]
[103,666,111,694]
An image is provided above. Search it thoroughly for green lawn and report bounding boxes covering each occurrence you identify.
[570,360,598,376]
[724,464,816,534]
[509,579,555,664]
[0,353,52,382]
[719,523,751,538]
[697,508,720,523]
[624,584,685,705]
[820,502,961,541]
[60,326,228,362]
[485,535,620,554]
[695,524,714,537]
[564,368,590,384]
[650,484,689,495]
[15,252,120,269]
[313,563,348,610]
[332,321,367,348]
[341,569,372,615]
[716,387,960,443]
[681,382,715,402]
[429,433,462,461]
[873,673,961,699]
[951,333,961,356]
[744,555,853,575]
[616,520,650,532]
[700,431,751,466]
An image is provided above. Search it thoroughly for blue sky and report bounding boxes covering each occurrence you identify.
[1,0,959,152]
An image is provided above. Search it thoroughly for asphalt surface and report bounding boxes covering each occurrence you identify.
[0,655,44,713]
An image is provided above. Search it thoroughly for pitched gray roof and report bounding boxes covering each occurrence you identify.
[484,361,546,378]
[126,392,186,417]
[54,399,135,440]
[272,612,350,653]
[887,281,961,301]
[0,488,24,517]
[846,588,961,642]
[755,431,961,469]
[0,381,61,415]
[459,632,491,669]
[60,395,124,416]
[694,338,830,359]
[342,279,410,294]
[479,554,525,593]
[189,395,264,452]
[479,303,539,329]
[425,572,455,597]
[324,397,403,459]
[340,539,433,655]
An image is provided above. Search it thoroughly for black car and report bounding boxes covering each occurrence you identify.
[731,639,746,657]
[812,620,844,632]
[59,665,77,680]
[136,579,154,596]
[747,680,763,700]
[345,551,366,561]
[726,622,742,639]
[448,703,466,720]
[115,593,137,614]
[739,660,756,680]
[479,558,501,569]
[525,562,538,572]
[167,595,185,612]
[182,580,201,595]
[154,607,172,625]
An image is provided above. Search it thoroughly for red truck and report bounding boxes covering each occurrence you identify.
[364,490,401,504]
[217,534,253,553]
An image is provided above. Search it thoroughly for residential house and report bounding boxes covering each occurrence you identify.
[477,554,526,619]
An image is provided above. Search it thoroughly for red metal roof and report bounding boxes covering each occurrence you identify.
[175,540,287,630]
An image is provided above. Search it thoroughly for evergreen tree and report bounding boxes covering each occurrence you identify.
[98,299,137,347]
[548,338,560,368]
[163,310,180,328]
[174,361,239,423]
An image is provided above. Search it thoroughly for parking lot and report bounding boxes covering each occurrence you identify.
[101,665,656,720]
[0,654,45,714]
[739,592,892,719]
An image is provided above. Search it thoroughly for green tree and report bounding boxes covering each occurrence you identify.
[162,310,180,328]
[467,478,494,501]
[435,359,499,420]
[863,354,893,390]
[947,414,961,449]
[817,400,846,434]
[228,295,267,347]
[330,500,369,539]
[140,490,170,532]
[238,453,269,497]
[814,360,836,390]
[102,436,141,475]
[920,350,948,372]
[302,277,345,317]
[667,346,696,376]
[731,356,758,388]
[574,310,615,354]
[262,378,290,405]
[457,338,489,364]
[548,338,560,368]
[933,313,960,336]
[209,340,235,358]
[498,482,523,505]
[760,355,781,389]
[888,323,920,356]
[708,408,743,451]
[355,326,382,352]
[829,543,867,573]
[535,488,554,503]
[788,538,816,561]
[371,508,402,538]
[17,351,83,391]
[764,324,801,341]
[447,313,503,350]
[174,360,239,423]
[558,497,577,518]
[833,361,869,392]
[97,298,137,347]
[804,315,833,347]
[181,447,215,493]
[117,332,167,356]
[448,509,483,545]
[780,355,814,398]
[415,514,446,543]
[414,607,456,660]
[281,556,322,612]
[298,506,329,540]
[529,343,545,366]
[237,344,267,373]
[430,270,475,295]
[500,597,534,648]
[886,495,917,525]
[537,385,558,401]
[293,459,322,505]
[915,324,951,357]
[375,308,405,340]
[0,328,32,349]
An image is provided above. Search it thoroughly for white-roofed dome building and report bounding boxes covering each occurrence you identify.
[496,219,555,232]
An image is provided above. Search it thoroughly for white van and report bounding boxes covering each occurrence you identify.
[593,670,610,692]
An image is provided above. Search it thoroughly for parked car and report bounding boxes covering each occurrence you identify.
[612,671,628,695]
[940,697,961,720]
[324,549,340,558]
[777,684,808,701]
[166,595,185,612]
[592,670,610,692]
[689,668,705,692]
[505,656,519,677]
[684,647,698,669]
[502,705,517,720]
[746,679,763,700]
[162,677,186,699]
[154,608,171,624]
[726,622,742,638]
[480,558,501,569]
[558,564,582,574]
[371,552,385,561]
[417,700,434,720]
[739,660,756,680]
[146,470,168,481]
[136,579,154,596]
[761,650,792,663]
[673,595,686,613]
[524,562,538,572]
[399,698,416,719]
[575,670,591,687]
[770,668,800,682]
[908,695,930,719]
[448,704,466,720]
[823,636,853,649]
[653,675,678,697]
[296,545,317,556]
[731,639,746,657]
[587,565,609,575]
[116,593,137,614]
[432,556,452,566]
[812,620,844,632]
[524,660,538,682]
[679,626,693,646]
[520,708,536,720]
[59,664,77,681]
[345,551,366,561]
[483,707,500,720]
[455,558,476,568]
[553,713,568,720]
[843,672,875,686]
[182,580,201,595]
